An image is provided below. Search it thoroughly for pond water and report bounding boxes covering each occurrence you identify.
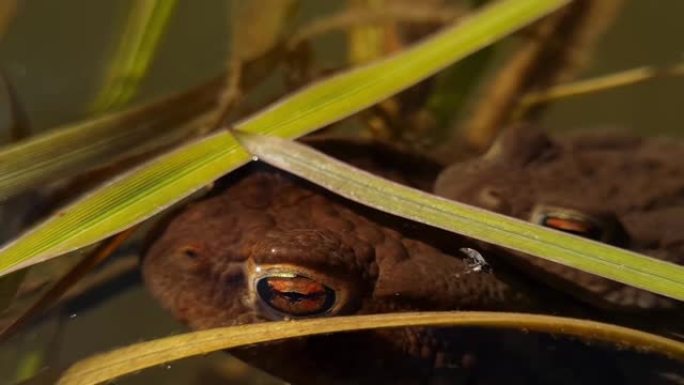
[0,1,683,384]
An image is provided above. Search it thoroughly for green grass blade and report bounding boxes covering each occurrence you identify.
[89,0,178,113]
[0,0,567,276]
[57,312,684,385]
[0,80,220,200]
[237,0,569,138]
[235,132,684,301]
[0,132,248,275]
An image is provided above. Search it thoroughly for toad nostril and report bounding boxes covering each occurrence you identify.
[180,244,202,259]
[476,187,507,211]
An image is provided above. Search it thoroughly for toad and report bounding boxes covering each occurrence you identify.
[142,129,684,384]
[435,126,684,311]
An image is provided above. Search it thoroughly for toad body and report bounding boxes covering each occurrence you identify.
[435,127,684,311]
[142,129,684,384]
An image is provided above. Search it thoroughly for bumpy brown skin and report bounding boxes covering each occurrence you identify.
[143,140,578,384]
[143,135,683,384]
[143,140,535,328]
[435,126,684,311]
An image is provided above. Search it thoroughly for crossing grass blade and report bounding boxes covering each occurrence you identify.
[0,0,568,276]
[235,132,684,301]
[235,0,568,139]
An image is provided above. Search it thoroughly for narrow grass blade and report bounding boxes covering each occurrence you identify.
[462,0,623,150]
[235,132,684,301]
[0,71,33,310]
[57,311,684,385]
[237,0,569,138]
[206,0,296,130]
[89,0,178,113]
[0,79,220,200]
[0,131,249,275]
[0,0,567,276]
[521,61,684,107]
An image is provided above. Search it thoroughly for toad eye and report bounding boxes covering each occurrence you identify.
[531,205,604,241]
[256,274,336,317]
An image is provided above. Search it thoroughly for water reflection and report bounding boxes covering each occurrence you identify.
[224,326,683,385]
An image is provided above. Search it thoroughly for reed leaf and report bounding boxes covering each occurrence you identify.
[89,0,178,113]
[57,311,684,385]
[235,132,684,301]
[0,0,567,276]
[0,79,220,201]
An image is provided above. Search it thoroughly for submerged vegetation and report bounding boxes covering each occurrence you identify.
[0,1,683,384]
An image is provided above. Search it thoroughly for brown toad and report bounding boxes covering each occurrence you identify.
[435,126,684,311]
[142,131,684,384]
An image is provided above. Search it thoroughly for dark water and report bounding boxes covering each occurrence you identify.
[541,1,684,136]
[0,1,683,384]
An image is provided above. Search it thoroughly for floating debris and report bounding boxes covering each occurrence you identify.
[459,248,490,273]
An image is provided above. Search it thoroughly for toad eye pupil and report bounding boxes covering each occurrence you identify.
[181,245,201,258]
[536,211,603,241]
[543,216,600,238]
[256,275,335,316]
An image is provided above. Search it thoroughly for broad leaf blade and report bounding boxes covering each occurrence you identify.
[0,0,567,276]
[235,132,684,301]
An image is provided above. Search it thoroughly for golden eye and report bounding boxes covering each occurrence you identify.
[531,205,604,241]
[256,274,336,317]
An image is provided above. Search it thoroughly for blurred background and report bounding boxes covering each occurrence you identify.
[1,1,683,138]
